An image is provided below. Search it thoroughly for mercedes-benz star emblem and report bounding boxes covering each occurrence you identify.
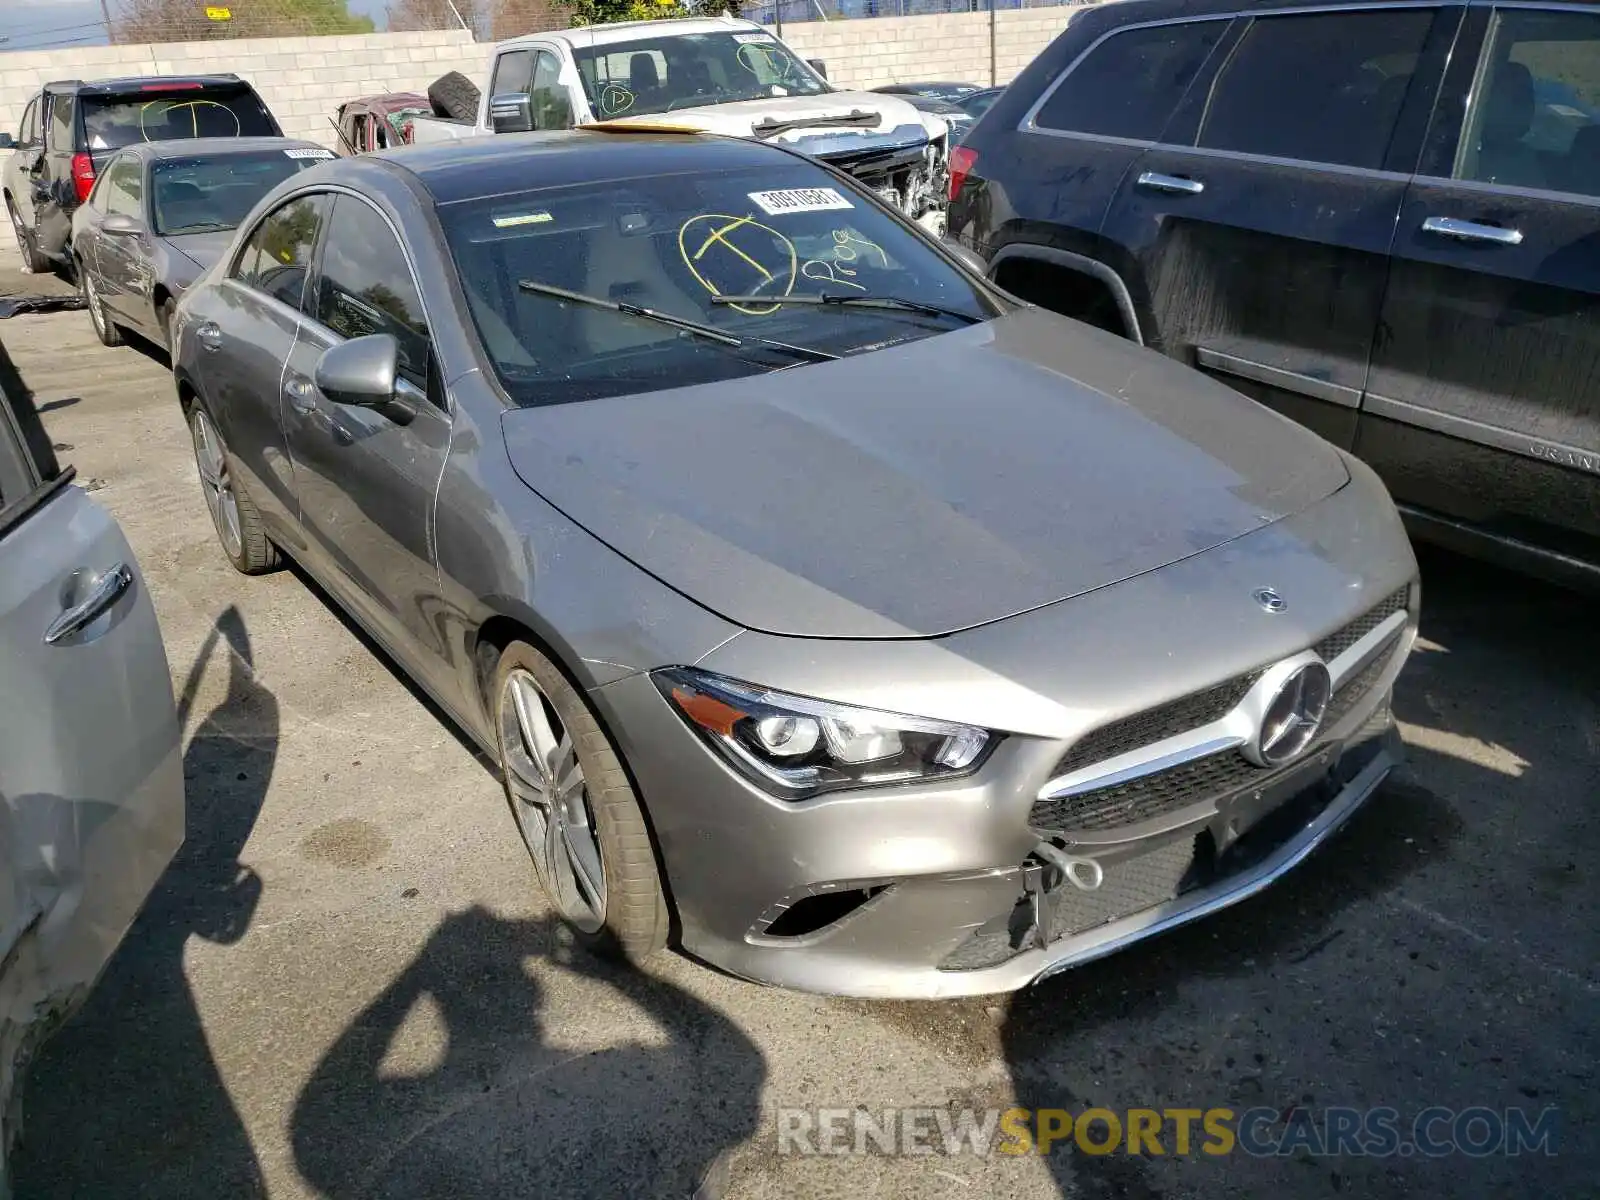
[1253,587,1287,614]
[1249,662,1332,766]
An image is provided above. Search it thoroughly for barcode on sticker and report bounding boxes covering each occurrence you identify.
[748,187,853,215]
[285,147,334,159]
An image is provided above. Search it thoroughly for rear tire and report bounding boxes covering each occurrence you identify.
[491,640,670,964]
[427,71,481,122]
[6,197,51,274]
[188,405,279,575]
[81,265,123,347]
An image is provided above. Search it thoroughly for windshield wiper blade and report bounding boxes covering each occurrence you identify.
[518,279,838,363]
[710,292,982,324]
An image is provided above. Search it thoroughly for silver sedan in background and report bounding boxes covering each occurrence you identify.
[170,130,1419,998]
[70,137,335,349]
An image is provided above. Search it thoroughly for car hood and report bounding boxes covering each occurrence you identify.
[606,90,948,145]
[161,230,234,275]
[499,308,1350,639]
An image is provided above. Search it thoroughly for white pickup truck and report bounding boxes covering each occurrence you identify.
[409,15,953,224]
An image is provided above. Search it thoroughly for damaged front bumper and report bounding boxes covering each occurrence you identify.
[788,123,948,221]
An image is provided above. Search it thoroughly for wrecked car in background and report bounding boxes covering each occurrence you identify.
[332,92,432,155]
[0,336,183,1188]
[409,15,954,226]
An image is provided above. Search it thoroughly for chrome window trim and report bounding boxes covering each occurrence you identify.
[1195,347,1365,407]
[1020,2,1464,141]
[1411,174,1600,208]
[1366,394,1600,473]
[1035,610,1410,804]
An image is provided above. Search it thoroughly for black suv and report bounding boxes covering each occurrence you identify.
[950,0,1600,589]
[3,75,281,274]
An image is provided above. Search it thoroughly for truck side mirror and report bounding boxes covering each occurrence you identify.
[807,59,828,80]
[489,93,534,135]
[0,133,13,150]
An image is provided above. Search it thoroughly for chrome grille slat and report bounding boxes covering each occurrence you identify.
[1315,586,1408,663]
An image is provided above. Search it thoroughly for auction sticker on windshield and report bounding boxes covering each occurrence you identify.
[285,147,334,159]
[749,188,854,215]
[733,32,776,43]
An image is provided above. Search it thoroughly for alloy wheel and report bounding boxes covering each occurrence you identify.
[499,667,607,932]
[84,271,107,336]
[190,408,243,561]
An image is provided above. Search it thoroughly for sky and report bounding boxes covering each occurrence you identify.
[0,0,393,50]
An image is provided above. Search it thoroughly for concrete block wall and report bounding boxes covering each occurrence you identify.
[0,29,483,148]
[0,8,1090,150]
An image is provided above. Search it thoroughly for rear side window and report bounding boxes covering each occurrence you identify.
[232,193,328,312]
[1197,9,1435,170]
[1455,7,1600,197]
[1033,20,1228,140]
[314,196,432,391]
[47,93,75,151]
[81,89,277,151]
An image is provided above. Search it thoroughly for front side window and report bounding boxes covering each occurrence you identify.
[18,99,39,148]
[81,89,277,151]
[1033,20,1228,140]
[231,193,328,312]
[1198,9,1435,170]
[101,161,144,218]
[314,196,432,391]
[152,148,331,236]
[573,31,828,120]
[436,161,994,407]
[530,51,573,131]
[1455,8,1600,197]
[491,50,535,99]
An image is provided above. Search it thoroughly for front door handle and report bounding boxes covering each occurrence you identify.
[196,321,223,350]
[1137,171,1205,196]
[1421,216,1523,246]
[44,563,133,645]
[284,376,317,414]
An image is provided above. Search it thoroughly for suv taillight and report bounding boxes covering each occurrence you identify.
[71,153,96,204]
[948,146,978,203]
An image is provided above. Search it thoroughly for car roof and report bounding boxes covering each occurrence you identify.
[46,74,248,96]
[112,137,330,162]
[1083,0,1494,21]
[374,129,803,205]
[498,14,762,51]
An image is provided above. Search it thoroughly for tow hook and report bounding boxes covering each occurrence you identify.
[1032,840,1104,892]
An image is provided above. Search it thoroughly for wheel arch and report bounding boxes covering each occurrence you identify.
[987,244,1144,345]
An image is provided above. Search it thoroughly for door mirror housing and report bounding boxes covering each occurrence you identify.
[0,133,13,150]
[940,237,987,277]
[101,214,144,237]
[315,334,399,408]
[489,93,534,135]
[806,59,828,80]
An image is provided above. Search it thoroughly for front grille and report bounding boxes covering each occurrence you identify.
[1050,671,1258,779]
[1030,634,1401,837]
[1314,587,1408,663]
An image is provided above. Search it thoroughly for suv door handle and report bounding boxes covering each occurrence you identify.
[196,321,223,350]
[44,563,133,645]
[1137,171,1205,196]
[1421,216,1523,246]
[284,376,317,414]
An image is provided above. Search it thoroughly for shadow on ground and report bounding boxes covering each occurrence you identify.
[996,550,1599,1198]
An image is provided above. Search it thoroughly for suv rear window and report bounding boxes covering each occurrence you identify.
[1196,9,1435,170]
[82,89,277,151]
[1032,20,1228,141]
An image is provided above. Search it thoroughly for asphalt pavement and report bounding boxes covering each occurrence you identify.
[1,246,1594,1199]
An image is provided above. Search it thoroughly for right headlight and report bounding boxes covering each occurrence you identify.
[654,667,997,801]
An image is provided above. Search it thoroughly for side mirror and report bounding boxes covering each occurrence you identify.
[806,59,828,81]
[0,133,13,149]
[940,237,987,277]
[489,92,533,135]
[315,334,399,408]
[102,214,144,237]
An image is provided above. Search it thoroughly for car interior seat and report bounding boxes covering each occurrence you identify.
[1472,61,1545,189]
[629,54,663,107]
[579,217,700,355]
[1556,124,1600,197]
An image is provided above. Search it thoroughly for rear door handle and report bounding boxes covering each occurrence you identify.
[196,321,223,350]
[1421,216,1523,246]
[284,376,317,414]
[44,563,133,645]
[1137,171,1205,196]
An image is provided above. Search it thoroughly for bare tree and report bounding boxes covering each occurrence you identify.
[490,0,569,37]
[387,0,490,33]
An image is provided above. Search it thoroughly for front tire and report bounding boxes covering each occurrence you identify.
[81,265,123,347]
[491,640,670,963]
[188,405,278,574]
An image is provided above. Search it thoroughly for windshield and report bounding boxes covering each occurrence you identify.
[437,159,995,406]
[151,148,332,235]
[82,90,278,151]
[573,31,830,119]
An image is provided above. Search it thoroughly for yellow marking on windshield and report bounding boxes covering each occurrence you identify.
[677,212,798,316]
